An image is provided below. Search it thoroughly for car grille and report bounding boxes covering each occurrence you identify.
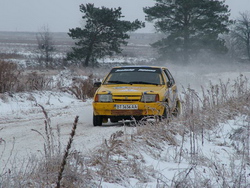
[112,95,141,102]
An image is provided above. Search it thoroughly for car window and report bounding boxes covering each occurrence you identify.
[103,67,164,85]
[164,69,175,85]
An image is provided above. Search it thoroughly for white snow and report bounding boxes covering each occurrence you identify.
[0,91,129,167]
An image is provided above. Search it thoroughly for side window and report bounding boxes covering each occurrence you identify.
[163,70,170,82]
[164,69,175,86]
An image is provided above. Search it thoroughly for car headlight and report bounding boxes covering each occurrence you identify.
[141,94,159,102]
[95,94,112,102]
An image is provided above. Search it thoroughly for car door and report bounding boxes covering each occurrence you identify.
[163,69,177,109]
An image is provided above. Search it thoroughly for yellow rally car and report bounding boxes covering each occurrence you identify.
[92,65,181,126]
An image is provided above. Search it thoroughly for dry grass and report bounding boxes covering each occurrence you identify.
[56,116,79,188]
[24,71,54,91]
[0,60,100,95]
[85,130,151,185]
[0,53,24,60]
[0,60,20,93]
[0,60,54,93]
[167,76,250,187]
[61,74,98,100]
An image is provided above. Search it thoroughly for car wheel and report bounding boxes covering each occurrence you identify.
[110,117,118,123]
[162,108,168,119]
[172,100,181,117]
[161,103,170,121]
[93,114,103,126]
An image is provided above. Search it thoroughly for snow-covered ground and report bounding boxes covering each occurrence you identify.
[0,91,129,167]
[101,115,250,187]
[1,61,250,187]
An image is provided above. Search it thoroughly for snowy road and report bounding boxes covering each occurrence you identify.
[0,92,131,169]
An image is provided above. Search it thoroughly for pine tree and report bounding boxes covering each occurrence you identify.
[67,3,144,67]
[144,0,232,64]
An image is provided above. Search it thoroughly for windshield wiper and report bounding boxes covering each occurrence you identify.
[107,80,129,84]
[129,81,159,85]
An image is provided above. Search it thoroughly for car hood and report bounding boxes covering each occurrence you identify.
[97,84,165,95]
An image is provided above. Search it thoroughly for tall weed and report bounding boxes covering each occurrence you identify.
[0,60,20,93]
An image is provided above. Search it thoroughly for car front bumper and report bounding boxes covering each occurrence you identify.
[93,102,165,116]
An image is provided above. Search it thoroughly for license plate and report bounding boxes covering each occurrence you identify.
[115,104,138,110]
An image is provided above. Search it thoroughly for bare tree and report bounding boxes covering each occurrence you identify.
[231,11,250,62]
[36,25,55,68]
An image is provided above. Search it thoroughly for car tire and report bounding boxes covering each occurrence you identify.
[162,108,168,119]
[93,114,103,126]
[172,100,181,117]
[161,103,169,121]
[110,117,118,123]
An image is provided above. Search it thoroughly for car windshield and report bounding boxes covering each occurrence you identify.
[103,67,164,85]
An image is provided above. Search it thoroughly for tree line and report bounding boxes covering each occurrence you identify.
[37,0,250,68]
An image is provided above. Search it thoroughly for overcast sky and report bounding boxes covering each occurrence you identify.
[0,0,249,33]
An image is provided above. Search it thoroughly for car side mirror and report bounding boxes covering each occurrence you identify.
[94,82,102,87]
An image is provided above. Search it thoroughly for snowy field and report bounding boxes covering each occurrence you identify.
[0,32,250,187]
[0,66,249,187]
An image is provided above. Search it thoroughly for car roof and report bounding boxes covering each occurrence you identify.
[112,65,167,69]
